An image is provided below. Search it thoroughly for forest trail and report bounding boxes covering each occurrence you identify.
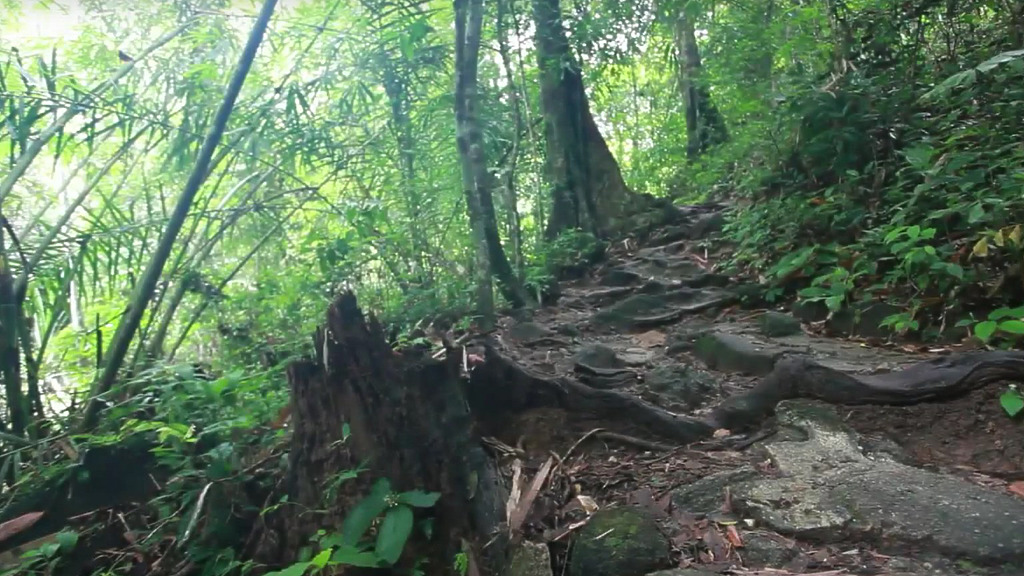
[478,203,1024,576]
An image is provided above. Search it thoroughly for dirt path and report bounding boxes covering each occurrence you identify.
[481,204,1024,576]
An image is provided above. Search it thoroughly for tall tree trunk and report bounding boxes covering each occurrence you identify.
[455,0,529,321]
[531,0,632,239]
[673,8,728,158]
[0,222,27,438]
[496,0,526,281]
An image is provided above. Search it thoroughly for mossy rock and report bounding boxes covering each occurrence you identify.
[574,343,625,370]
[758,311,802,338]
[592,294,672,329]
[568,507,670,576]
[505,541,552,576]
[693,332,777,376]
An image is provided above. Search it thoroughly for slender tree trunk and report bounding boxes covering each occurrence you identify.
[455,0,528,320]
[673,9,728,158]
[80,0,279,432]
[381,62,432,288]
[496,0,526,281]
[531,0,632,239]
[0,223,27,438]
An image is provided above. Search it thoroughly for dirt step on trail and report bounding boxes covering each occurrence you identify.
[483,203,1024,576]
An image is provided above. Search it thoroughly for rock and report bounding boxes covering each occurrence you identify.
[758,311,802,338]
[505,541,552,576]
[601,268,644,287]
[619,348,654,366]
[643,565,716,569]
[790,299,829,323]
[645,364,721,409]
[568,507,670,576]
[791,300,901,338]
[666,325,711,354]
[693,331,778,376]
[827,301,901,338]
[688,211,725,238]
[593,290,735,331]
[672,401,1024,565]
[573,343,625,370]
[593,294,675,330]
[507,321,553,342]
[731,283,770,307]
[739,531,801,567]
[555,323,580,337]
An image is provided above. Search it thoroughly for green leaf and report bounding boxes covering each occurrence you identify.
[330,545,382,567]
[997,320,1024,335]
[975,320,998,342]
[341,479,392,546]
[967,203,986,224]
[264,561,312,576]
[824,296,844,312]
[396,490,440,508]
[989,306,1024,320]
[999,389,1024,418]
[310,549,333,569]
[55,531,78,552]
[375,505,414,565]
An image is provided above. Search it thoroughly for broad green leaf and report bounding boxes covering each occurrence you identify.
[264,561,311,576]
[375,505,414,565]
[341,479,392,546]
[330,545,382,567]
[967,204,986,224]
[997,320,1024,335]
[55,531,78,552]
[396,490,441,508]
[974,320,998,342]
[988,307,1024,320]
[999,389,1024,418]
[310,548,332,569]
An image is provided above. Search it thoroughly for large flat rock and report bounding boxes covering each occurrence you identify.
[692,322,916,375]
[672,401,1024,566]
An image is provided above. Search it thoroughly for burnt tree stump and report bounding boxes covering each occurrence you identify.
[256,292,507,574]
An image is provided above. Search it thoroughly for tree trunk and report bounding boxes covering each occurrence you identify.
[455,0,529,317]
[0,223,27,438]
[249,292,507,573]
[673,9,728,158]
[531,0,633,239]
[496,0,526,281]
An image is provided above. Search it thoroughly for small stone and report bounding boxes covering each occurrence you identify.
[693,331,778,376]
[758,311,802,338]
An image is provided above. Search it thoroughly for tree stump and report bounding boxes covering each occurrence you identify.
[253,292,507,574]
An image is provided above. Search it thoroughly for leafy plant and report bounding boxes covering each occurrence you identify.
[264,479,441,575]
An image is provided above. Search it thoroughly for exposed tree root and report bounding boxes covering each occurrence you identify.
[471,348,1024,445]
[707,351,1024,430]
[468,347,714,443]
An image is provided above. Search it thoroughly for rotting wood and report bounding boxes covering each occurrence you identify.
[250,291,509,574]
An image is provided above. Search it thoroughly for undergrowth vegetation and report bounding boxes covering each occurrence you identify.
[2,0,1024,573]
[688,8,1024,345]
